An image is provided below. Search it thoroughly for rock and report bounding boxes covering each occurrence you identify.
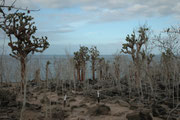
[52,107,65,120]
[8,101,18,107]
[79,103,87,108]
[88,79,97,85]
[27,91,34,100]
[140,110,153,120]
[88,104,111,116]
[126,111,152,120]
[158,83,166,90]
[129,104,138,110]
[48,82,56,92]
[168,117,178,120]
[10,110,20,120]
[77,117,86,120]
[69,98,76,102]
[71,105,78,111]
[101,87,121,97]
[0,115,11,120]
[40,95,50,104]
[0,89,16,107]
[152,104,168,117]
[0,108,20,120]
[0,101,9,107]
[115,100,130,107]
[126,112,140,120]
[164,101,174,109]
[51,101,57,105]
[16,101,23,109]
[26,102,41,111]
[113,111,126,116]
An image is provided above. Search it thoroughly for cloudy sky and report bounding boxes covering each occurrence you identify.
[2,0,180,55]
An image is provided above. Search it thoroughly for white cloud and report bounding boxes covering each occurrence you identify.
[127,4,148,13]
[4,0,180,23]
[81,6,99,11]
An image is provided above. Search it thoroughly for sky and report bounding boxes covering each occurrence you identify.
[1,0,180,55]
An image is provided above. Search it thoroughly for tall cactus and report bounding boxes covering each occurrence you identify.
[1,12,49,88]
[0,12,49,119]
[74,46,89,81]
[89,46,99,80]
[121,26,153,97]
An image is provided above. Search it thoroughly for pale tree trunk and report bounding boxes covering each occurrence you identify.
[135,61,143,100]
[0,57,3,85]
[46,63,49,88]
[83,64,86,81]
[0,36,6,85]
[81,68,83,81]
[20,58,26,91]
[73,67,76,90]
[35,68,40,85]
[100,69,102,80]
[92,60,95,80]
[20,57,27,120]
[45,62,49,119]
[77,67,80,81]
[115,64,120,87]
[0,54,3,85]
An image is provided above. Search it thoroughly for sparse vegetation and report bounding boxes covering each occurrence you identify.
[0,1,179,120]
[89,46,100,80]
[74,46,89,82]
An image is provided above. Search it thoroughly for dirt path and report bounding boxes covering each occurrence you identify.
[15,88,163,120]
[62,94,133,120]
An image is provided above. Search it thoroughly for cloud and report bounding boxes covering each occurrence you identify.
[81,6,99,11]
[6,0,180,22]
[4,0,38,9]
[4,0,180,23]
[38,24,75,34]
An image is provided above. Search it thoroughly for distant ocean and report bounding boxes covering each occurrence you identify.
[0,55,161,82]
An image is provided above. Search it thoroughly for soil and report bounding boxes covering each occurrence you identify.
[0,82,179,120]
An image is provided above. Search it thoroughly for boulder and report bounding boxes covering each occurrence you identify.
[126,111,152,120]
[48,82,56,92]
[40,95,50,104]
[101,88,121,97]
[26,102,41,111]
[88,104,111,116]
[115,100,130,107]
[129,104,138,110]
[88,78,97,85]
[52,107,65,120]
[152,104,168,117]
[0,89,16,107]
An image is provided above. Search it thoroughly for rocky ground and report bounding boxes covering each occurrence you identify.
[0,82,179,120]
